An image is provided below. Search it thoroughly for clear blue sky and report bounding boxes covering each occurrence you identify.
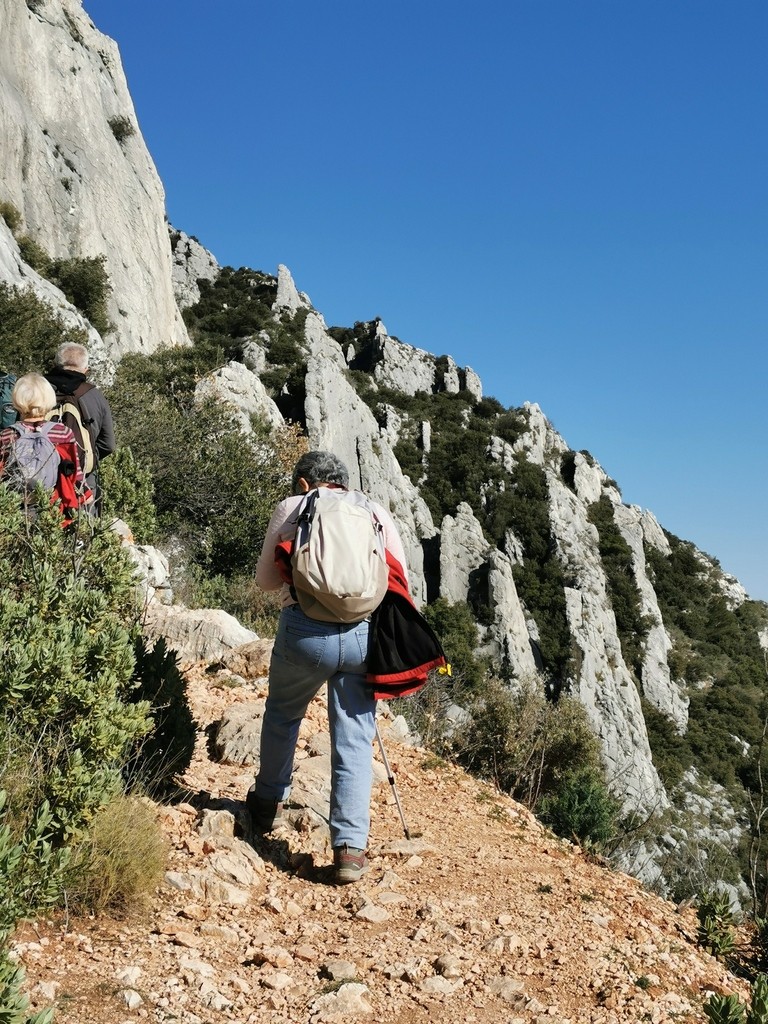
[83,0,768,601]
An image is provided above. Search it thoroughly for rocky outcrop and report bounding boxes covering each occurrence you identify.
[171,229,219,309]
[194,360,283,432]
[546,474,668,813]
[439,504,489,605]
[142,605,258,664]
[273,263,310,313]
[438,503,536,677]
[486,549,539,678]
[464,366,483,402]
[613,504,687,732]
[0,0,188,356]
[302,312,437,604]
[371,324,436,396]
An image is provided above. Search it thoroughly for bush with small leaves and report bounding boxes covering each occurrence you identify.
[0,949,53,1024]
[426,674,610,826]
[0,487,151,857]
[99,446,158,545]
[50,253,111,334]
[108,115,135,144]
[0,792,69,944]
[17,235,52,276]
[0,282,86,373]
[125,636,196,795]
[0,200,22,234]
[538,766,621,849]
[107,360,307,593]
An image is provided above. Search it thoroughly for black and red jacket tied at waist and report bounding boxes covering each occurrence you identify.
[273,543,447,700]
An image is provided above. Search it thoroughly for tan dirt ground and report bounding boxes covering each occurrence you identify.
[13,664,752,1024]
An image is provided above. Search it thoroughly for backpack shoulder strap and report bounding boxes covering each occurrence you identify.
[69,382,96,425]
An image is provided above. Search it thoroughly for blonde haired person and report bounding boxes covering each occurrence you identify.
[0,372,91,520]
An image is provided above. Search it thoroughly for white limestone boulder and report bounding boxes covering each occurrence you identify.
[194,360,283,432]
[142,605,258,664]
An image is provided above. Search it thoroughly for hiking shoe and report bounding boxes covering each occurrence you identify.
[333,845,368,884]
[246,787,284,833]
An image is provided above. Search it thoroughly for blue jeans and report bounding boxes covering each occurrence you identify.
[255,605,375,849]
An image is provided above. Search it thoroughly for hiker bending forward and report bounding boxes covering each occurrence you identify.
[250,450,408,884]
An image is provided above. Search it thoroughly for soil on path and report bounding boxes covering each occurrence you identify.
[14,664,749,1024]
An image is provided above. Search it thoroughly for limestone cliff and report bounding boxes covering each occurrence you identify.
[0,0,187,357]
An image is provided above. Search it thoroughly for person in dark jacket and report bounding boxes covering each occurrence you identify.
[45,342,115,512]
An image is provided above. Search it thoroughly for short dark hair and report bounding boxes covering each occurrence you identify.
[292,451,349,493]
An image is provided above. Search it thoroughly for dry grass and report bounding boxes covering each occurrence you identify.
[63,795,167,917]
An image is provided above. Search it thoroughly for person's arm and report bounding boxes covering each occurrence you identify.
[374,502,410,588]
[92,392,116,459]
[255,496,301,591]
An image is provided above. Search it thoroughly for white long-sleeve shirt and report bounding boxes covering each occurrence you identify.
[255,487,409,608]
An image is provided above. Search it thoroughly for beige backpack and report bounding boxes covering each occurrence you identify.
[290,488,388,623]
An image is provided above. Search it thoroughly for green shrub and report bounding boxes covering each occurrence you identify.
[697,889,737,958]
[50,253,111,334]
[125,637,196,795]
[99,446,158,544]
[63,794,166,915]
[455,676,606,808]
[0,200,22,234]
[0,283,86,373]
[421,598,486,689]
[704,993,745,1023]
[703,974,768,1023]
[106,359,307,604]
[750,973,768,1022]
[0,792,69,944]
[183,265,276,342]
[108,115,135,144]
[538,766,621,848]
[490,457,572,687]
[5,246,111,336]
[0,489,151,844]
[588,495,649,676]
[0,950,53,1024]
[646,532,768,792]
[17,235,52,276]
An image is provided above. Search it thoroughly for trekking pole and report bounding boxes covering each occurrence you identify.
[374,720,411,840]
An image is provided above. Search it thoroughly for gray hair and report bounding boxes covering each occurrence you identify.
[292,451,349,493]
[12,373,56,419]
[55,342,89,372]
